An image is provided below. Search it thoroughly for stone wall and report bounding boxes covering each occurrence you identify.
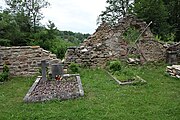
[0,46,60,76]
[166,43,180,65]
[64,15,166,67]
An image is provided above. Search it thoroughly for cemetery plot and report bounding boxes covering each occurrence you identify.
[24,60,84,102]
[24,74,84,102]
[106,71,147,85]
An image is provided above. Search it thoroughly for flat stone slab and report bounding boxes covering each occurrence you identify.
[166,65,180,78]
[24,74,84,102]
[172,65,180,70]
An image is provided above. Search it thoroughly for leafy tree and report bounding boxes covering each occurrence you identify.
[98,0,133,25]
[163,0,180,42]
[133,0,170,41]
[5,0,50,33]
[0,10,27,45]
[46,20,57,39]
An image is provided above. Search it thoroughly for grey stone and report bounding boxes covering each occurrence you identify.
[0,54,2,62]
[38,60,49,81]
[51,64,64,79]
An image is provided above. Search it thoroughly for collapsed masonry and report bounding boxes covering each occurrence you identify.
[64,15,166,67]
[166,65,180,78]
[166,43,180,65]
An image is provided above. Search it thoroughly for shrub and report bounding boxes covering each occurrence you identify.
[69,62,80,74]
[108,60,122,72]
[3,64,9,73]
[0,39,11,46]
[0,64,9,82]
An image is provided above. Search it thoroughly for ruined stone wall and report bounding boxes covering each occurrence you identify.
[137,40,166,61]
[0,46,60,76]
[64,15,166,67]
[166,43,180,65]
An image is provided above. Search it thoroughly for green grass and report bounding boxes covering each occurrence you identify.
[0,63,179,120]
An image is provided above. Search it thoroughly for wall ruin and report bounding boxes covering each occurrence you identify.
[64,15,166,67]
[0,46,60,76]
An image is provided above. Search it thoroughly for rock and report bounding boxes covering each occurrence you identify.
[166,65,180,78]
[81,48,88,52]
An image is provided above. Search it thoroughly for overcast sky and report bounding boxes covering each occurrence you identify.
[0,0,106,34]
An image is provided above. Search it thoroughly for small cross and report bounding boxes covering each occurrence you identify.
[38,60,49,81]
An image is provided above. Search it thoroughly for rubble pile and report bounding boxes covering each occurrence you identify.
[65,15,166,67]
[166,65,180,78]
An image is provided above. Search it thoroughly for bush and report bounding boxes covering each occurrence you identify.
[0,72,9,82]
[69,62,80,74]
[3,64,9,73]
[0,39,11,46]
[0,64,9,82]
[108,60,122,72]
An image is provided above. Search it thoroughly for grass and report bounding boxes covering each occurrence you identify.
[0,63,179,120]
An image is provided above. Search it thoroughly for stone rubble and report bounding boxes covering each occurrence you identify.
[166,65,180,78]
[64,15,166,68]
[166,43,180,65]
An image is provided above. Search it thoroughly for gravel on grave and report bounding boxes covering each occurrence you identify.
[28,76,80,102]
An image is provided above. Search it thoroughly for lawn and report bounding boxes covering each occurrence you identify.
[0,63,179,120]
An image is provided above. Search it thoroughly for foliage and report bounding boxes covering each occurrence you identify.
[163,0,180,42]
[3,64,9,73]
[0,39,10,46]
[133,0,170,41]
[49,38,75,59]
[98,0,133,25]
[59,31,90,45]
[107,60,122,73]
[68,62,80,74]
[0,64,9,82]
[5,0,50,33]
[123,26,140,43]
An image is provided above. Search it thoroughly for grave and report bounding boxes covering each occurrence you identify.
[106,71,147,85]
[23,60,84,102]
[38,60,49,81]
[51,64,64,79]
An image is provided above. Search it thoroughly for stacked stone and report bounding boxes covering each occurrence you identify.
[166,43,180,65]
[166,65,180,78]
[64,15,166,67]
[0,46,60,76]
[64,44,114,68]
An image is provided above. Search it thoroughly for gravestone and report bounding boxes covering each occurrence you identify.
[0,54,2,62]
[38,60,49,81]
[51,64,64,79]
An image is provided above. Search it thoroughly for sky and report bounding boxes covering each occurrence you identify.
[0,0,106,34]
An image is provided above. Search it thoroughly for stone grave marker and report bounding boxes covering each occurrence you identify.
[38,60,49,81]
[0,54,2,63]
[51,64,64,79]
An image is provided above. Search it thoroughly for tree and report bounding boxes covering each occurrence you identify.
[133,0,170,41]
[97,0,133,25]
[5,0,50,33]
[0,10,27,45]
[46,20,57,39]
[163,0,180,41]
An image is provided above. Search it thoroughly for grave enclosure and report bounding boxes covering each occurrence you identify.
[24,60,84,102]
